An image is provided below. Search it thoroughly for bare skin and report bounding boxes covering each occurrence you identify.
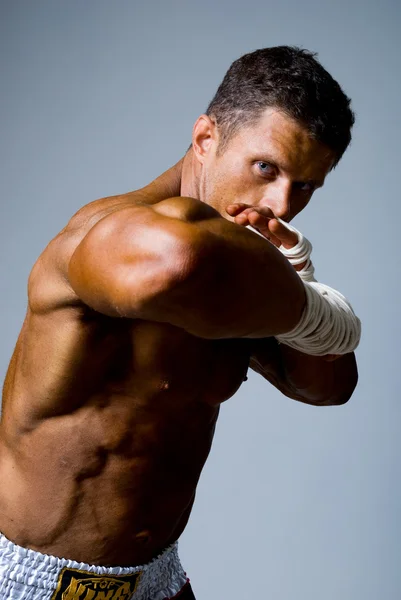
[0,109,357,568]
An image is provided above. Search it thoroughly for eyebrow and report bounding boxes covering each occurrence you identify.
[258,155,325,189]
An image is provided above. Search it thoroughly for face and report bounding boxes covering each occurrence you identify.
[193,108,336,223]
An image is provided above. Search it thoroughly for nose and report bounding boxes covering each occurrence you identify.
[259,179,292,220]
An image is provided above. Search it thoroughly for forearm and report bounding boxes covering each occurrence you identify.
[250,337,358,406]
[245,218,359,404]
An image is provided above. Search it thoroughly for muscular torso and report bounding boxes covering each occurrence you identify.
[0,163,251,566]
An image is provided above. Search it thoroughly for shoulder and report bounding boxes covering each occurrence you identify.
[151,196,221,223]
[27,193,142,315]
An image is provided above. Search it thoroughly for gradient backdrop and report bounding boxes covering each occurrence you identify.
[1,1,400,598]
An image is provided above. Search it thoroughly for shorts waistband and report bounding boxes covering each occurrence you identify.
[0,532,188,600]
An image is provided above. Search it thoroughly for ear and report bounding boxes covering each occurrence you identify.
[192,115,218,164]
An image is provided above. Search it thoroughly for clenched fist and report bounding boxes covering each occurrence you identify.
[226,203,306,271]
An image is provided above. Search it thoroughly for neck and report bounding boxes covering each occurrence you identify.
[180,148,201,199]
[138,149,201,205]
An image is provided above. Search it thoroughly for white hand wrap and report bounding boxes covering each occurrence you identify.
[246,223,361,356]
[274,219,316,282]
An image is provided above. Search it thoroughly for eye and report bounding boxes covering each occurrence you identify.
[256,161,275,176]
[295,181,316,193]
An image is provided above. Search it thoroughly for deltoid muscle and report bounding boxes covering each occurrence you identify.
[246,222,361,356]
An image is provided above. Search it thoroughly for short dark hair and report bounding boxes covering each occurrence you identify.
[206,46,355,166]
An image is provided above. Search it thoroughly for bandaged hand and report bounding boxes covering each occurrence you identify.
[226,203,361,357]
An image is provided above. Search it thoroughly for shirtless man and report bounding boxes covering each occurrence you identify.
[0,47,359,599]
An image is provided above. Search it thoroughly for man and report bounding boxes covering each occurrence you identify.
[0,46,359,599]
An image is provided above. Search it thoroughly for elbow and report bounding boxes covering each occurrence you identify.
[162,225,211,288]
[135,225,212,315]
[329,353,359,406]
[333,371,358,405]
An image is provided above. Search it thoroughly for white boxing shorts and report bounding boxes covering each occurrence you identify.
[0,532,190,600]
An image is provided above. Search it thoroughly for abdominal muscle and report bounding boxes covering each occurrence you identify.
[0,313,250,567]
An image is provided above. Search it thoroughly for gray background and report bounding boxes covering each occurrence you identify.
[1,1,400,598]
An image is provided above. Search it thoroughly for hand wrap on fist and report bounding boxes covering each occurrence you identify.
[246,222,361,356]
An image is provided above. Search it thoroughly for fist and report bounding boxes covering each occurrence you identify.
[226,203,306,270]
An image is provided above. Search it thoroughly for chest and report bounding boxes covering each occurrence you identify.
[105,319,252,406]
